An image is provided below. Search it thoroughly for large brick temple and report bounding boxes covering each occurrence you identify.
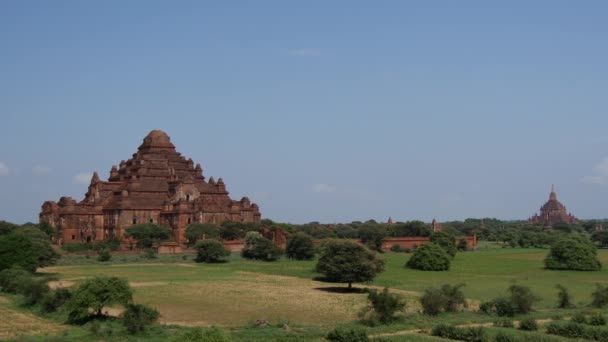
[528,185,576,227]
[40,130,261,244]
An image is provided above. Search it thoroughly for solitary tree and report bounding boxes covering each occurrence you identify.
[286,233,315,260]
[194,239,231,263]
[544,237,601,271]
[125,224,171,249]
[316,239,385,289]
[406,243,451,271]
[67,276,133,323]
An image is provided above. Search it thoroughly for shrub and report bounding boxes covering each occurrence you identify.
[97,249,111,262]
[430,230,457,257]
[316,239,384,289]
[420,287,447,316]
[519,318,538,331]
[0,267,31,293]
[495,332,516,342]
[194,239,230,263]
[143,249,158,259]
[431,324,458,338]
[493,319,514,328]
[544,237,601,271]
[241,231,282,261]
[125,224,171,249]
[479,297,514,317]
[441,283,467,312]
[326,327,369,342]
[285,233,315,260]
[546,322,585,339]
[361,287,405,324]
[406,243,451,271]
[508,285,540,314]
[589,314,607,326]
[67,276,133,323]
[555,284,573,308]
[571,312,587,324]
[22,277,50,306]
[591,283,608,308]
[0,232,58,272]
[42,288,72,312]
[431,324,488,342]
[121,303,160,333]
[169,327,231,342]
[390,244,403,252]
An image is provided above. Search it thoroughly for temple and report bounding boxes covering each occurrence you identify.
[40,130,261,244]
[528,185,576,227]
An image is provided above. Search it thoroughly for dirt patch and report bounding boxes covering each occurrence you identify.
[110,263,194,267]
[48,280,75,289]
[131,281,169,287]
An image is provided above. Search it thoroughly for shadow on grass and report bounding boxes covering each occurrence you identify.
[314,286,367,294]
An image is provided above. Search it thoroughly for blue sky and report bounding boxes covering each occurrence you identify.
[1,1,607,224]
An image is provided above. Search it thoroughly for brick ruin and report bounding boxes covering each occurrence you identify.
[528,185,577,227]
[40,130,261,245]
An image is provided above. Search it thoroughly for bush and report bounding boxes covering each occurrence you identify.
[431,324,488,342]
[143,249,158,259]
[555,284,573,308]
[361,287,405,324]
[479,297,514,317]
[0,232,58,272]
[0,267,31,293]
[430,230,457,257]
[519,318,538,331]
[194,239,230,263]
[493,319,514,328]
[241,231,282,261]
[169,327,231,342]
[285,233,315,260]
[508,285,540,314]
[326,327,369,342]
[420,287,447,316]
[121,303,160,334]
[590,314,607,326]
[185,224,221,246]
[42,288,72,312]
[316,239,384,289]
[591,283,608,308]
[97,249,111,262]
[545,321,608,340]
[544,237,601,271]
[390,244,403,252]
[495,332,516,342]
[441,283,467,312]
[406,243,451,271]
[571,312,587,324]
[22,277,50,306]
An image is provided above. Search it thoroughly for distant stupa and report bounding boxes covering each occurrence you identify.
[528,185,576,227]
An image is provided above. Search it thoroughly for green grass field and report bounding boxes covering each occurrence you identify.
[2,248,607,341]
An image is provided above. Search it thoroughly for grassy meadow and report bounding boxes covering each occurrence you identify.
[2,247,607,341]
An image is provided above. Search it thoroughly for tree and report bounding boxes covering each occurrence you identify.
[185,224,220,246]
[419,284,467,315]
[508,284,540,314]
[406,243,451,271]
[591,283,608,308]
[194,239,231,263]
[358,225,387,252]
[457,239,468,251]
[286,233,315,260]
[391,221,431,237]
[591,231,608,248]
[360,287,406,324]
[316,239,384,289]
[125,224,171,249]
[0,229,59,272]
[430,231,457,257]
[441,283,467,312]
[121,303,160,333]
[555,284,573,308]
[67,276,133,323]
[544,237,601,271]
[241,231,282,261]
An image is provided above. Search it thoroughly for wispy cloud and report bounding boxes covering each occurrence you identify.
[289,48,321,57]
[581,157,608,186]
[0,162,8,176]
[73,172,92,184]
[312,183,335,193]
[32,165,52,176]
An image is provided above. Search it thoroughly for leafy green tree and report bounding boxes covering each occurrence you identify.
[0,228,59,272]
[391,221,431,237]
[241,231,282,261]
[591,231,608,248]
[358,225,387,252]
[125,224,171,249]
[121,303,160,333]
[286,233,315,260]
[67,276,133,323]
[361,287,406,324]
[544,237,601,271]
[316,239,384,289]
[0,220,18,235]
[430,231,457,257]
[508,285,540,314]
[406,243,451,271]
[185,224,220,246]
[194,239,231,263]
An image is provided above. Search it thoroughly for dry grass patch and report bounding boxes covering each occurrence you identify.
[0,297,66,339]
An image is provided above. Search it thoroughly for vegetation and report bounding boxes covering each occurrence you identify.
[97,249,111,262]
[591,283,608,308]
[185,223,220,246]
[430,230,457,257]
[316,239,384,289]
[431,324,488,342]
[121,303,160,333]
[555,284,573,308]
[326,327,369,342]
[125,224,171,249]
[0,229,59,271]
[67,276,133,323]
[194,239,231,263]
[518,318,538,331]
[285,232,315,260]
[359,287,405,324]
[544,236,602,271]
[241,231,282,261]
[480,285,540,316]
[420,283,467,315]
[358,224,387,252]
[546,321,608,341]
[406,243,451,271]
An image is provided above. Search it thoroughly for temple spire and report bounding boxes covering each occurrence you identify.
[550,184,557,201]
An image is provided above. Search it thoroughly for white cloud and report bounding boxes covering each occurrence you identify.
[582,157,608,186]
[289,48,321,57]
[73,173,92,184]
[312,183,335,193]
[0,162,8,176]
[32,165,52,175]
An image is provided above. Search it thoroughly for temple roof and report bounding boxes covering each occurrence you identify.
[139,129,175,150]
